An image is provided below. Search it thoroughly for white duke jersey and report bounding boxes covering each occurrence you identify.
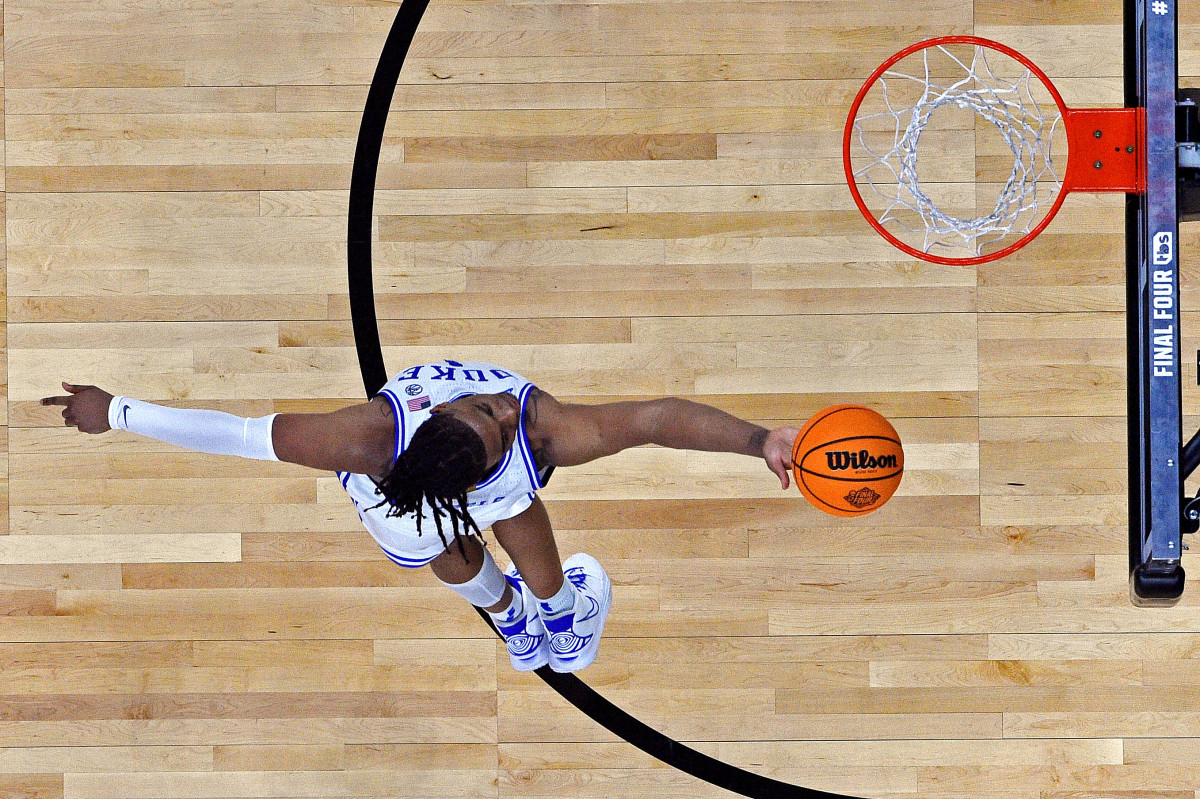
[336,360,552,568]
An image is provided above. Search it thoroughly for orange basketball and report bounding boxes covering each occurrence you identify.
[791,404,904,517]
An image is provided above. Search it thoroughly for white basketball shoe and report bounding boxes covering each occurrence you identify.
[539,553,613,673]
[497,565,550,672]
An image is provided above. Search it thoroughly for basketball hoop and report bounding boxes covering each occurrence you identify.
[844,36,1143,265]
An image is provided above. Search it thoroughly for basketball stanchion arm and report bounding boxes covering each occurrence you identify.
[1181,429,1200,536]
[1183,430,1200,482]
[1175,90,1200,220]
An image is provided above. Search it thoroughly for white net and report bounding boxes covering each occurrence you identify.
[847,41,1065,261]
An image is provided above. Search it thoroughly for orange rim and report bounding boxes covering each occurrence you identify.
[843,35,1073,266]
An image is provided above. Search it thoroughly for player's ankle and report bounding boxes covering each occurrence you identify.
[537,578,576,618]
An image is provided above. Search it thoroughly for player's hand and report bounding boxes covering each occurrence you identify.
[763,426,800,489]
[40,383,114,434]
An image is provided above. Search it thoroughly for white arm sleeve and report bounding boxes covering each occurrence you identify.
[108,396,280,462]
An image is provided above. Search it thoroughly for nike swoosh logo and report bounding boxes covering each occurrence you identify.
[122,406,129,427]
[576,596,599,624]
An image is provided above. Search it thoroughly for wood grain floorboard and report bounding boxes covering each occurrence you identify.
[3,1,1195,798]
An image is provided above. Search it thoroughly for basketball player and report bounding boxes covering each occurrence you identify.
[42,359,799,673]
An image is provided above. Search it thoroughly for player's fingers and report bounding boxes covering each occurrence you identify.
[769,460,790,490]
[40,396,69,406]
[63,382,89,393]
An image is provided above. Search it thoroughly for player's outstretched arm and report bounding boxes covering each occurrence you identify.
[534,390,800,489]
[41,382,390,475]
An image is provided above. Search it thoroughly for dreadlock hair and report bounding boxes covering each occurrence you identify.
[369,410,488,559]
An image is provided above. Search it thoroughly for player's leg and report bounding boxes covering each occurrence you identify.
[427,534,509,612]
[489,495,564,598]
[428,534,549,672]
[492,497,612,673]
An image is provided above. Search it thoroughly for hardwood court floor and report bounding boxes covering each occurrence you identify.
[3,0,1199,797]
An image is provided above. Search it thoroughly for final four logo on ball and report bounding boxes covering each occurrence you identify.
[791,405,905,517]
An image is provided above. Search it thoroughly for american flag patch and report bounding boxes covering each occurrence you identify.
[407,395,431,412]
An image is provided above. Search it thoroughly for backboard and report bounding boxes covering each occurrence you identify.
[1126,0,1189,605]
